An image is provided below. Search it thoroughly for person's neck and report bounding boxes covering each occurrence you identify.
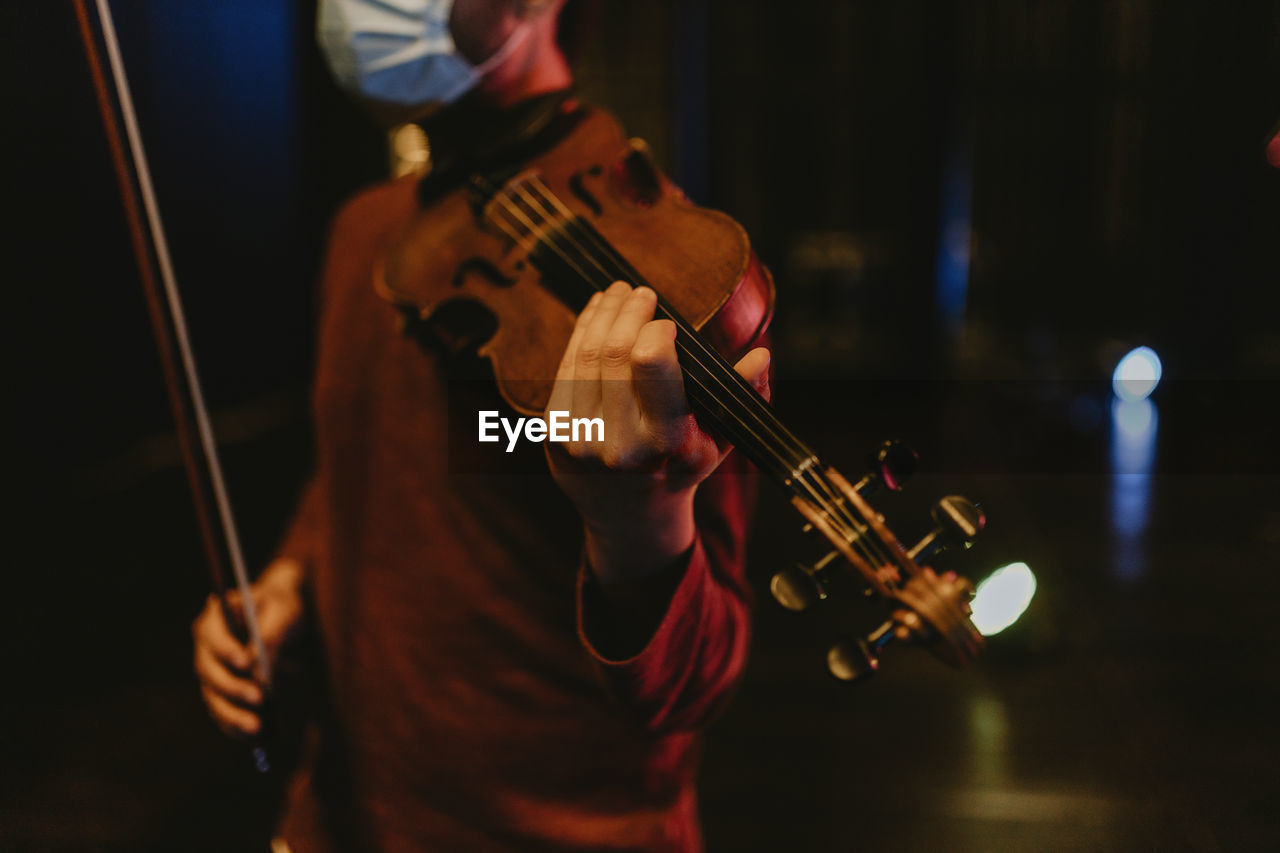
[474,34,573,109]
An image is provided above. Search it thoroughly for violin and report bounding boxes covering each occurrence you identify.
[377,103,985,680]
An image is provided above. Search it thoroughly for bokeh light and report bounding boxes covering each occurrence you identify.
[971,562,1037,637]
[1112,346,1162,402]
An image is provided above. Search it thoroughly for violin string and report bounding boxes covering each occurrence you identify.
[514,180,898,571]
[472,178,861,552]
[526,179,816,466]
[804,467,899,574]
[561,197,900,577]
[486,184,893,573]
[484,185,828,508]
[488,181,895,573]
[503,181,807,482]
[484,184,789,477]
[495,193,898,577]
[518,178,815,470]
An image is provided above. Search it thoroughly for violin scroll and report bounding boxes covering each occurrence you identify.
[828,569,982,682]
[771,442,986,681]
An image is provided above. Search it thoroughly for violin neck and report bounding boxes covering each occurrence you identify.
[473,171,821,491]
[535,215,822,492]
[675,324,820,488]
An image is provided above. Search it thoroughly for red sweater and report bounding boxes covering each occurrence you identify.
[275,174,760,852]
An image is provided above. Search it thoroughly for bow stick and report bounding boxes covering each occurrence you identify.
[73,0,274,773]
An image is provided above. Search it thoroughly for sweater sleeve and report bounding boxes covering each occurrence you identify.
[576,446,757,733]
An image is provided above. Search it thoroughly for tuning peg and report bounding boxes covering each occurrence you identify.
[827,620,897,682]
[770,550,839,612]
[847,439,918,497]
[907,495,986,563]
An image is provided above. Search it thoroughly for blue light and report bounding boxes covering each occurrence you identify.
[1112,397,1155,441]
[1112,347,1162,402]
[933,144,972,333]
[1109,395,1158,582]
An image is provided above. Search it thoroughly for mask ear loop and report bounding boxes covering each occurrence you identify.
[473,16,538,76]
[435,14,535,104]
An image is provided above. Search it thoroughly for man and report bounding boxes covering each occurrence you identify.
[193,1,772,849]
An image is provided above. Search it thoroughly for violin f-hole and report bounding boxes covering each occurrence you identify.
[614,141,664,209]
[568,165,605,217]
[453,257,517,290]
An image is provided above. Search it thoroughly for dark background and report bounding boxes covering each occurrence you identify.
[3,1,1278,850]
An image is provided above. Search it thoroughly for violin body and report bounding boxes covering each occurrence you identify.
[376,106,774,415]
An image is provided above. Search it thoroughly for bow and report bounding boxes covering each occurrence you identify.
[72,0,274,773]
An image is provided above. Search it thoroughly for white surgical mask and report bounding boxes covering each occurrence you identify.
[318,0,534,107]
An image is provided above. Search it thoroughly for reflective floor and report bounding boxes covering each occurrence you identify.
[3,383,1277,851]
[704,472,1278,852]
